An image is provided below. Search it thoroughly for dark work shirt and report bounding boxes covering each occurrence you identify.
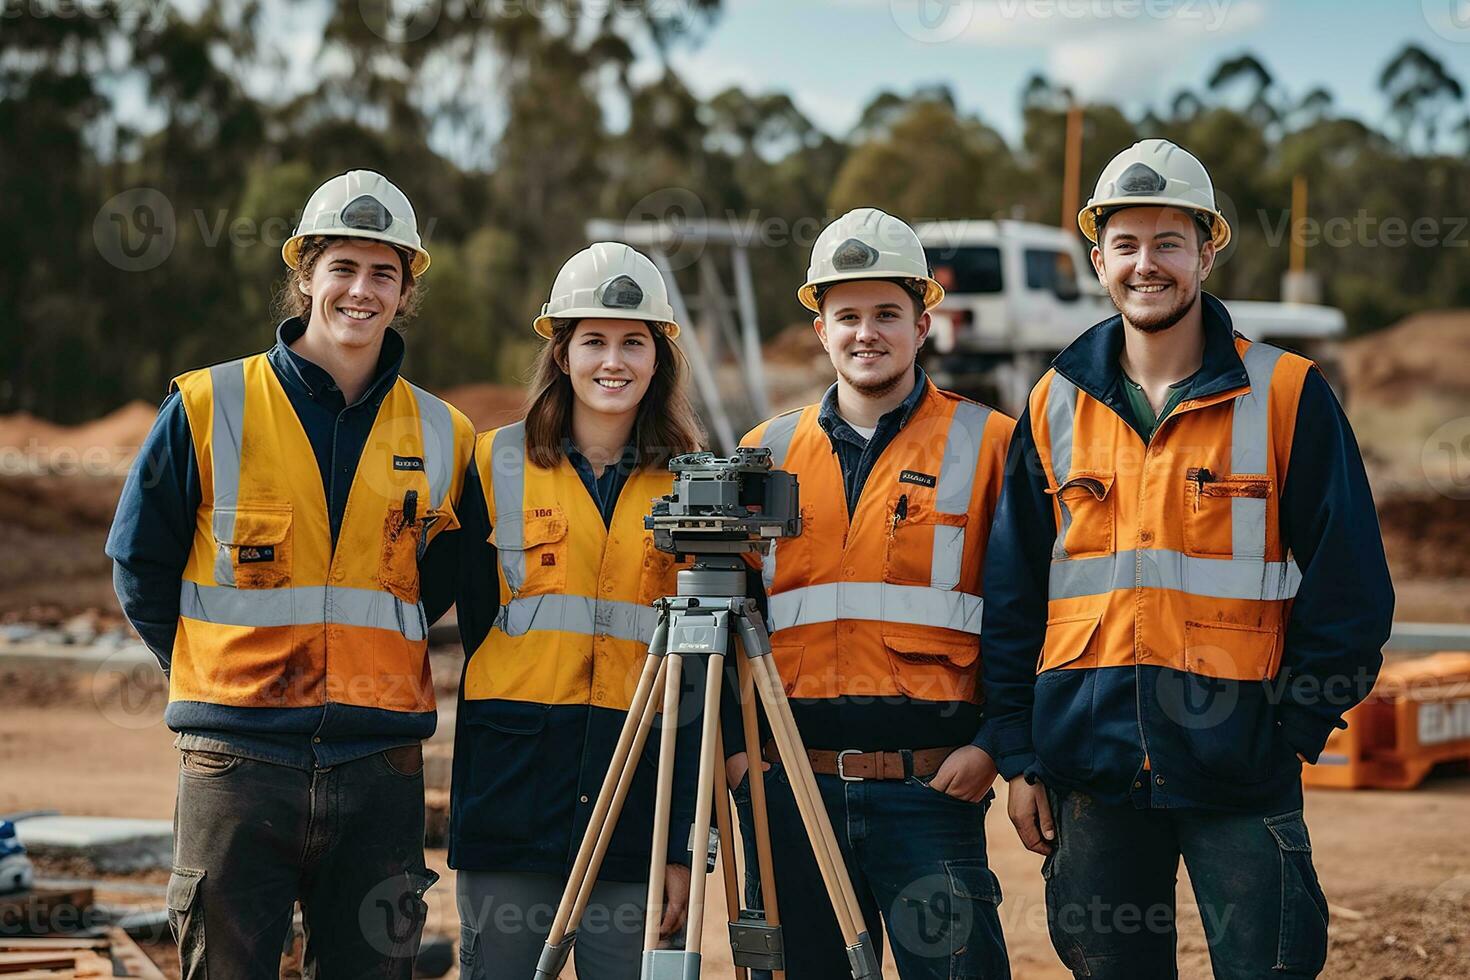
[105,319,460,770]
[566,441,639,528]
[817,366,929,517]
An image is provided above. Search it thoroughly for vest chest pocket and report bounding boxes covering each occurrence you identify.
[883,497,969,591]
[379,506,424,603]
[213,507,292,589]
[1046,470,1115,560]
[1183,468,1271,558]
[491,509,569,597]
[638,534,680,607]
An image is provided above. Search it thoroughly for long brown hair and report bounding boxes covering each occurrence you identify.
[524,318,705,470]
[271,235,422,326]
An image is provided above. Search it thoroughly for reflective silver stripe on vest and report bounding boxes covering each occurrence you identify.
[209,359,248,587]
[769,581,983,635]
[179,582,427,642]
[493,594,659,644]
[1044,374,1080,561]
[1232,343,1284,559]
[756,411,803,594]
[1049,549,1302,602]
[489,422,529,593]
[408,382,456,510]
[931,401,990,591]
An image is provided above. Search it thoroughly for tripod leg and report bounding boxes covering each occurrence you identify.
[643,653,686,951]
[751,656,880,980]
[568,656,670,926]
[735,652,781,962]
[683,652,727,954]
[712,724,747,980]
[538,651,669,979]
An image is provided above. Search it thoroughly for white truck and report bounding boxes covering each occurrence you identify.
[915,219,1346,415]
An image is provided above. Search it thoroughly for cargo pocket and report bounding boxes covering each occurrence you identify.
[490,509,569,596]
[1184,620,1280,682]
[213,507,292,589]
[943,859,1007,980]
[883,630,979,700]
[883,495,969,591]
[1266,811,1328,975]
[1183,467,1271,558]
[638,532,680,606]
[771,643,804,696]
[379,506,424,603]
[388,867,439,962]
[167,867,206,968]
[457,701,548,844]
[1046,470,1114,559]
[1037,613,1101,674]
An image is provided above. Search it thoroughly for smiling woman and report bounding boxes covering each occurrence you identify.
[451,241,706,980]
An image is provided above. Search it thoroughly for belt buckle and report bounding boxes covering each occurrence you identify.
[836,749,863,782]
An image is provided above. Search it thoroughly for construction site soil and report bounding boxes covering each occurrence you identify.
[2,312,1469,976]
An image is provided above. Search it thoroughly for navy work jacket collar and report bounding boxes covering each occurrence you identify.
[817,364,929,445]
[1051,292,1249,415]
[268,318,405,409]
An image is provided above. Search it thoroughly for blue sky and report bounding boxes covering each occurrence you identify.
[642,0,1470,142]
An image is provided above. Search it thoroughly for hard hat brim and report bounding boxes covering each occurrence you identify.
[1078,199,1231,251]
[282,231,431,278]
[531,307,681,341]
[797,272,946,314]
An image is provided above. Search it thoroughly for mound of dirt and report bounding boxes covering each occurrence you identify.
[1341,311,1470,500]
[437,383,526,432]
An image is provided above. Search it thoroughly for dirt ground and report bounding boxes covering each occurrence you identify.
[1,659,1467,980]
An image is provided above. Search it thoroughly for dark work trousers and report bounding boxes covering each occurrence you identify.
[734,763,1010,980]
[167,746,436,979]
[1041,786,1330,980]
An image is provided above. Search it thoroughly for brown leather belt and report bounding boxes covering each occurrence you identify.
[762,740,957,781]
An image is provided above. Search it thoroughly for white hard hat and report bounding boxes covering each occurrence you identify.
[798,207,944,314]
[1079,139,1231,250]
[282,170,431,277]
[533,242,680,340]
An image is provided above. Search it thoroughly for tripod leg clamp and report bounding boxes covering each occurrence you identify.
[534,933,575,980]
[846,931,882,980]
[641,949,702,980]
[728,909,783,970]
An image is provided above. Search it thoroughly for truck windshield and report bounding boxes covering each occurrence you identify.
[925,246,1002,295]
[1024,249,1081,301]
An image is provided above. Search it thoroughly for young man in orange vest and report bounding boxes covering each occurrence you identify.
[984,140,1394,979]
[726,208,1015,978]
[107,171,475,977]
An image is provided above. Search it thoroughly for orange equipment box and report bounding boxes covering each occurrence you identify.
[1303,652,1470,790]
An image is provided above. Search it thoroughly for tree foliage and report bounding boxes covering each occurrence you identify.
[1,5,1465,421]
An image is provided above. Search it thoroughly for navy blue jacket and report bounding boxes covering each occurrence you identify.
[105,320,459,769]
[450,448,698,880]
[982,295,1394,810]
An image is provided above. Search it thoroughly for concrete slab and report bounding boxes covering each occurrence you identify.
[14,817,172,873]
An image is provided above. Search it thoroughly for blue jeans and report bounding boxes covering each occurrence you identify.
[1041,786,1329,979]
[734,763,1010,980]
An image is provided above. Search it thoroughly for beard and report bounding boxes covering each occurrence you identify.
[839,350,914,398]
[1108,276,1201,334]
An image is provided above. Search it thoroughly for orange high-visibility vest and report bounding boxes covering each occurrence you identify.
[742,380,1013,704]
[1031,338,1312,681]
[463,422,682,710]
[171,353,473,718]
